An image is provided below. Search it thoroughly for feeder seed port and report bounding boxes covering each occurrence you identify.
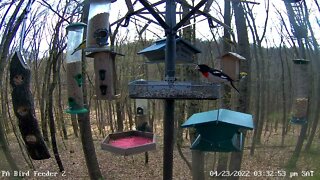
[17,106,28,116]
[74,74,83,87]
[13,74,24,85]
[100,85,107,95]
[99,70,106,81]
[25,134,37,144]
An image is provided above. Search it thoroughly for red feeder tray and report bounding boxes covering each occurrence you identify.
[101,131,156,156]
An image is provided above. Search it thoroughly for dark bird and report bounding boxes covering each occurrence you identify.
[196,64,239,93]
[136,122,152,132]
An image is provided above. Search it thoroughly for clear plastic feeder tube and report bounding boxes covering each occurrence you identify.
[66,23,86,63]
[88,0,111,20]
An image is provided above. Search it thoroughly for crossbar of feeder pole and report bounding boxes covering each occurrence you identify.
[138,0,169,30]
[173,0,207,31]
[125,0,134,12]
[175,0,233,33]
[110,0,165,27]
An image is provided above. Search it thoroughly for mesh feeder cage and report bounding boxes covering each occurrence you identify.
[291,59,310,123]
[65,23,88,114]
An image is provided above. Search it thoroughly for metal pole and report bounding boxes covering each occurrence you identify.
[163,0,176,180]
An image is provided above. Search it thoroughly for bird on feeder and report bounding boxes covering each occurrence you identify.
[71,39,86,55]
[196,64,239,93]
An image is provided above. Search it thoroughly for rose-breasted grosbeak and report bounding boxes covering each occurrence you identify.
[196,64,239,93]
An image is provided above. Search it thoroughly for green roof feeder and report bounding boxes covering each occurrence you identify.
[137,37,201,63]
[181,109,254,152]
[65,23,88,114]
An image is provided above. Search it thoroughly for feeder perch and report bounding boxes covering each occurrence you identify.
[137,37,201,63]
[181,109,254,152]
[219,52,245,81]
[65,23,88,114]
[101,130,156,156]
[86,0,117,51]
[128,79,221,100]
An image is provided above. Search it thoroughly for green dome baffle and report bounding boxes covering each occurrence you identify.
[181,109,254,152]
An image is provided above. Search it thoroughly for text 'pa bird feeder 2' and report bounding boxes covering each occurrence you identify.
[220,52,246,81]
[137,37,201,64]
[182,109,254,152]
[101,131,156,156]
[65,23,88,114]
[291,59,310,124]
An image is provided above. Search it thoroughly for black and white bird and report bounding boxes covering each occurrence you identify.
[196,64,239,93]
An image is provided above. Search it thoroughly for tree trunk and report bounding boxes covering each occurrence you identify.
[228,1,252,179]
[76,1,103,178]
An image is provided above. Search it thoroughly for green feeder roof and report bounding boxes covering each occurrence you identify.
[181,109,254,130]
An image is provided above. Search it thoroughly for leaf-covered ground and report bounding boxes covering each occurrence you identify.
[2,126,320,180]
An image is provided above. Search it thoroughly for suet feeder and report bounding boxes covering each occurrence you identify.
[220,52,245,81]
[101,131,156,156]
[86,0,116,51]
[65,23,88,114]
[128,79,221,100]
[181,109,254,152]
[137,37,201,63]
[292,59,310,119]
[136,98,148,116]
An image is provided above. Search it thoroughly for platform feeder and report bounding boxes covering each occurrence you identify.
[290,59,310,124]
[220,52,246,81]
[181,109,254,152]
[65,23,88,114]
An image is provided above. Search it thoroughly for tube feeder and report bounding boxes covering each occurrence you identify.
[291,59,310,124]
[85,0,121,100]
[65,23,88,114]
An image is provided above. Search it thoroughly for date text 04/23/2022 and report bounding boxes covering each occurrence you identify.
[209,170,315,178]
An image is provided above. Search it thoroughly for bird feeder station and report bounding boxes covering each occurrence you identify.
[65,23,88,114]
[291,59,310,124]
[137,37,201,63]
[220,52,246,81]
[181,109,254,152]
[129,39,221,100]
[101,130,156,156]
